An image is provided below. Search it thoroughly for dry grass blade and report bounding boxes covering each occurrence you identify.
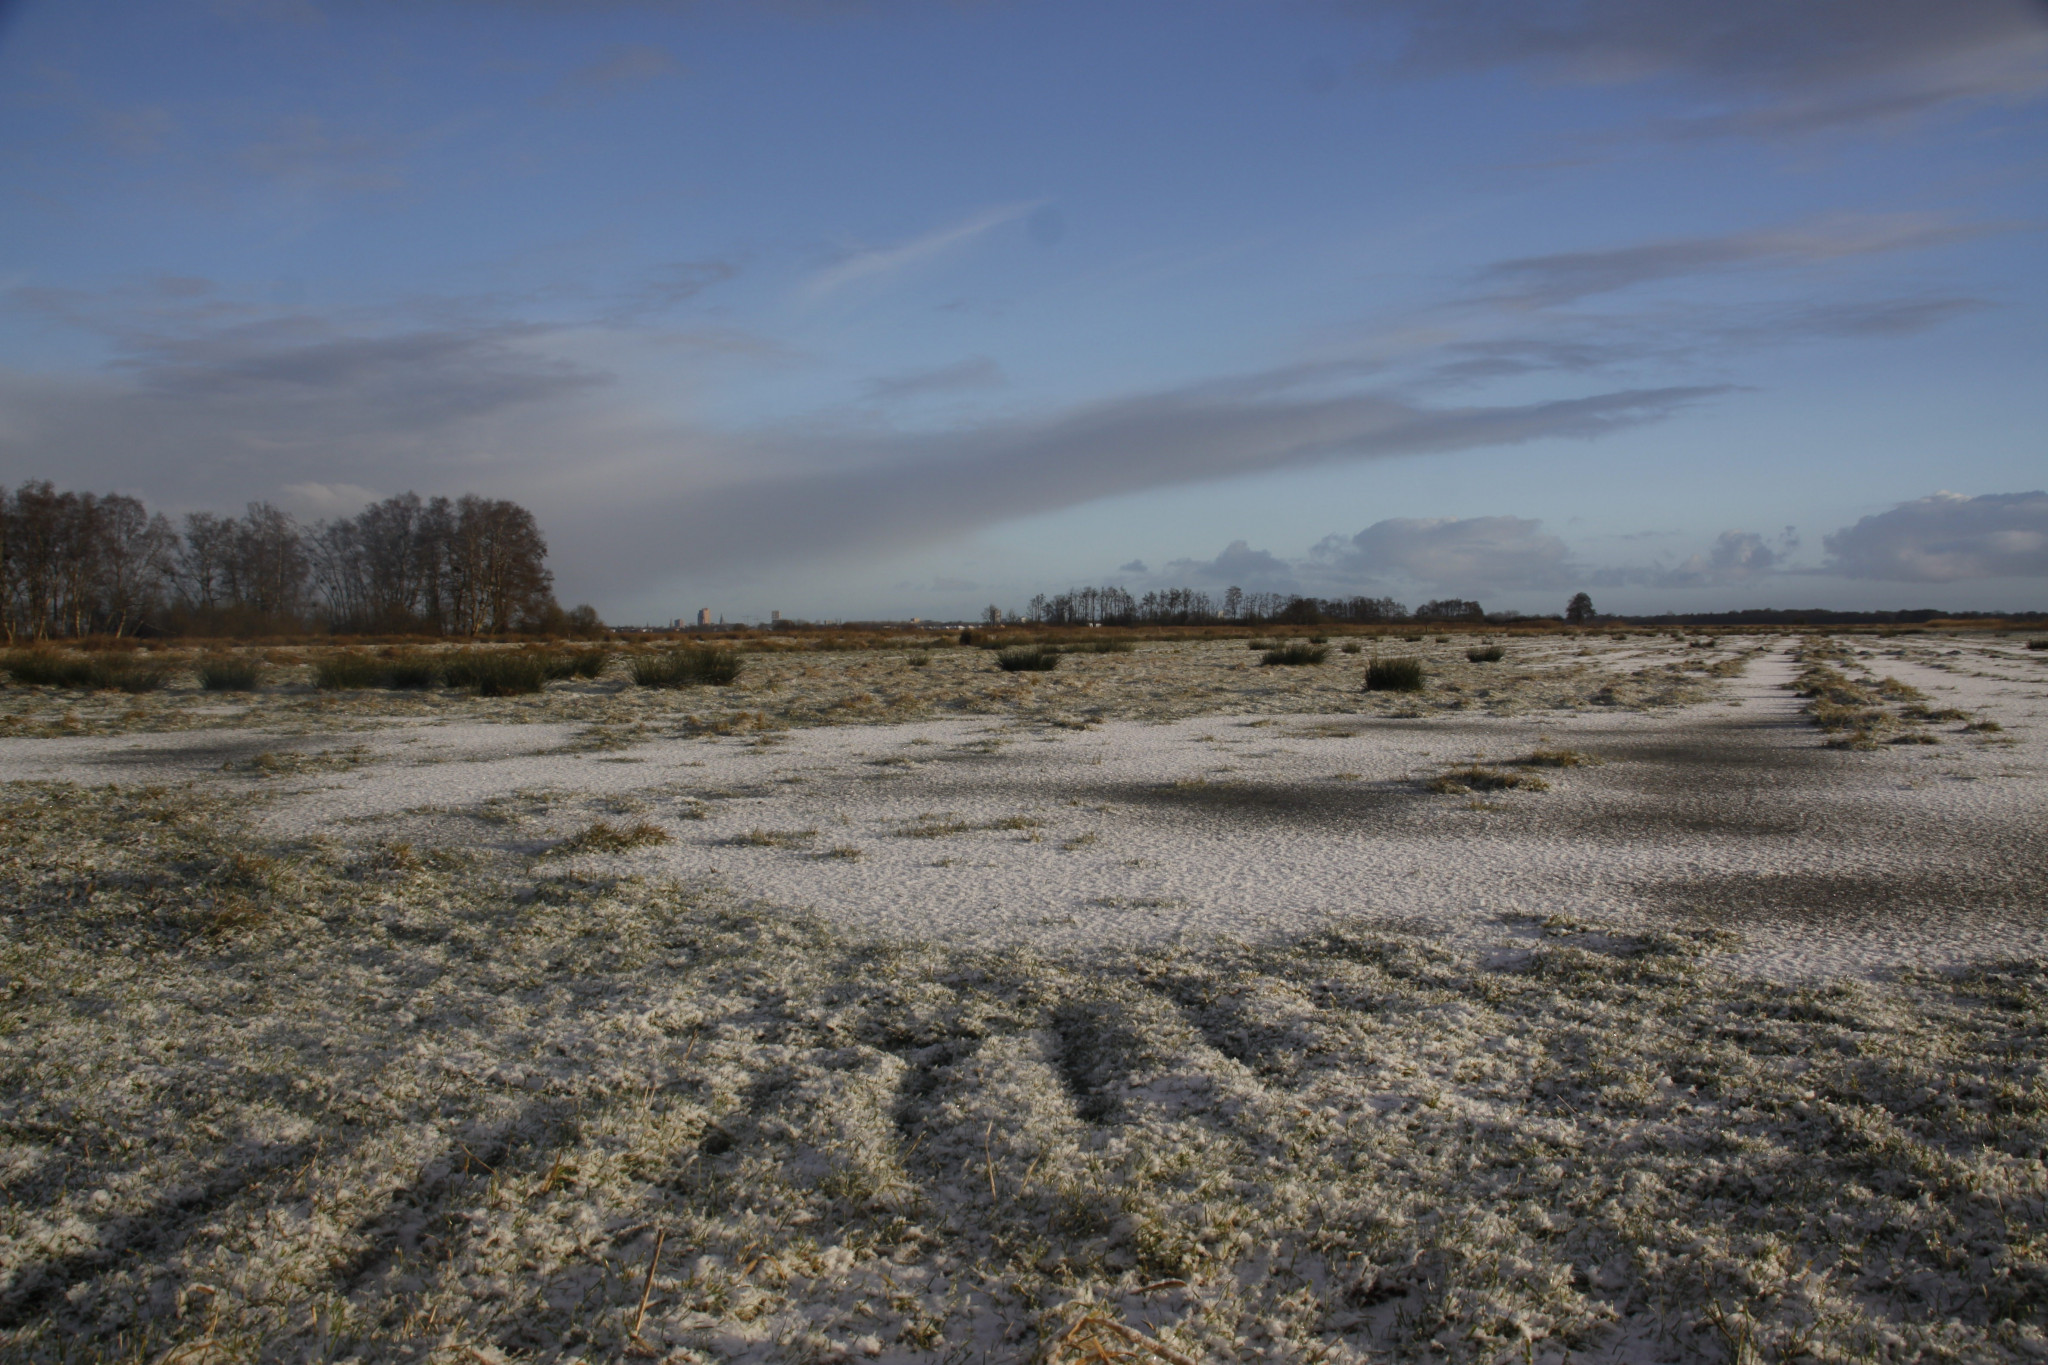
[632,1228,666,1341]
[1051,1314,1200,1365]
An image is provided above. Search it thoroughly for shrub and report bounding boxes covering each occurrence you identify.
[996,646,1061,672]
[314,653,390,690]
[632,647,744,688]
[1365,657,1426,692]
[1261,642,1329,666]
[1466,646,1505,663]
[198,655,264,691]
[2028,639,2048,651]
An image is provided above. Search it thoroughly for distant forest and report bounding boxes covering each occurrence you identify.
[0,483,587,639]
[1023,585,1487,627]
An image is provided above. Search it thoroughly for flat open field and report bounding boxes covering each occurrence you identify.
[2,630,2045,1363]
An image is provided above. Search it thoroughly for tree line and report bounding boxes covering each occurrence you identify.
[1023,585,1488,627]
[0,483,584,639]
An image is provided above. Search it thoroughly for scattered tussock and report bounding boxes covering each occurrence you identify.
[1364,656,1426,692]
[731,827,819,848]
[548,819,673,855]
[2,783,2045,1362]
[630,647,744,688]
[1464,645,1505,663]
[1259,642,1328,666]
[196,654,263,691]
[1517,747,1599,768]
[1425,765,1550,794]
[996,645,1062,672]
[2,650,170,693]
[441,650,548,696]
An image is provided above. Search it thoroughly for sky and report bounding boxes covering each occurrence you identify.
[1,0,2045,623]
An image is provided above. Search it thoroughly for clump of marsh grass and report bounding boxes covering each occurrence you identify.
[905,653,933,667]
[1365,656,1426,692]
[1515,747,1597,768]
[996,645,1061,672]
[3,649,171,692]
[1427,765,1549,794]
[2028,638,2048,650]
[1061,639,1134,654]
[1261,642,1329,666]
[549,819,673,855]
[383,651,441,690]
[631,646,743,688]
[1466,645,1505,663]
[731,827,818,848]
[1339,641,1362,654]
[443,650,549,696]
[197,654,264,691]
[313,652,392,690]
[543,647,611,681]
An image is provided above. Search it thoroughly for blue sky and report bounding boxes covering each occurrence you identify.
[2,0,2045,622]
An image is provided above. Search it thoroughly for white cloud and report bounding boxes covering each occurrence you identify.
[279,481,380,515]
[1311,515,1575,592]
[1823,491,2048,582]
[1161,540,1298,591]
[802,203,1040,301]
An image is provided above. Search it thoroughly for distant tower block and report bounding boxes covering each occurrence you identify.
[771,610,782,624]
[696,607,711,627]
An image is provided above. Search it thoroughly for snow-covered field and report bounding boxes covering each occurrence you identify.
[1,630,2044,1362]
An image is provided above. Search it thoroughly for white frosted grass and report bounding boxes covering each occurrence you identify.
[2,638,2041,981]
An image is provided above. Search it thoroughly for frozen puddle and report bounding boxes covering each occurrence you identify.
[3,646,2043,980]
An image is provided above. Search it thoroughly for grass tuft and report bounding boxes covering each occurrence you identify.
[732,827,818,847]
[197,655,264,691]
[443,650,549,696]
[1466,645,1506,663]
[3,650,172,692]
[1517,747,1598,768]
[1428,765,1549,794]
[631,647,744,688]
[1365,656,1426,692]
[313,652,391,690]
[996,645,1061,672]
[1260,642,1329,666]
[550,819,673,855]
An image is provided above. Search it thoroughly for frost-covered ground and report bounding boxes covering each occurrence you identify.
[1,630,2045,1362]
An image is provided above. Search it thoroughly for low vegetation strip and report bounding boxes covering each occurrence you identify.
[1,782,2043,1363]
